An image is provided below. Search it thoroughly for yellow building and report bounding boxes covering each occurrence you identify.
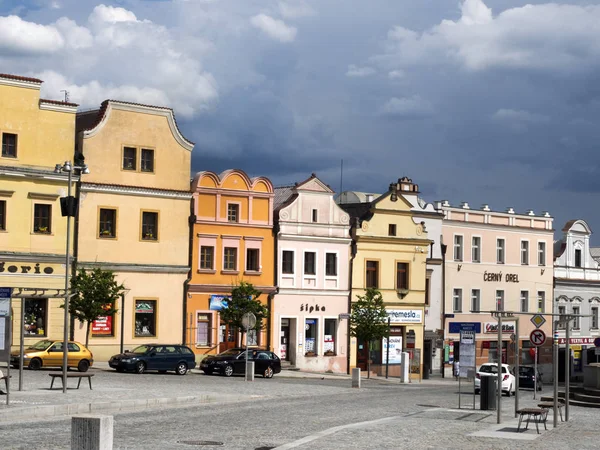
[0,73,78,346]
[339,177,431,380]
[74,100,194,360]
[188,170,276,357]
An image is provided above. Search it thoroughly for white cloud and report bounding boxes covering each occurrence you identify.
[88,5,140,26]
[346,65,375,78]
[54,18,93,50]
[0,15,64,54]
[388,70,405,79]
[278,1,315,19]
[250,14,297,43]
[382,96,433,118]
[492,109,549,123]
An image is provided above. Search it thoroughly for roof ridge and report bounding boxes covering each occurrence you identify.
[0,73,43,83]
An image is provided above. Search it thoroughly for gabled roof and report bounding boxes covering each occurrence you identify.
[0,73,43,84]
[274,185,296,211]
[40,98,79,107]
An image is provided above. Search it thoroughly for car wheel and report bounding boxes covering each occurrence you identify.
[77,360,90,373]
[223,365,234,377]
[176,362,188,376]
[264,366,274,379]
[135,361,146,374]
[28,358,42,371]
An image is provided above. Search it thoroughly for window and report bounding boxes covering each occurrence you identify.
[496,239,505,264]
[592,307,599,329]
[366,261,379,288]
[33,204,51,234]
[196,313,212,346]
[496,290,504,311]
[0,200,5,230]
[135,300,156,337]
[23,298,47,336]
[575,249,582,268]
[1,133,17,158]
[520,291,529,312]
[200,246,214,270]
[388,224,396,236]
[223,247,237,271]
[312,209,318,223]
[521,241,529,265]
[305,319,318,355]
[141,148,154,172]
[304,252,316,275]
[471,289,480,313]
[396,262,409,290]
[324,319,336,355]
[453,288,462,313]
[454,235,463,261]
[538,242,546,266]
[472,237,481,263]
[123,147,136,170]
[425,277,430,306]
[141,211,158,240]
[227,204,239,223]
[573,306,580,329]
[325,253,337,276]
[282,250,294,274]
[246,248,260,272]
[537,291,545,313]
[558,305,566,329]
[98,208,116,238]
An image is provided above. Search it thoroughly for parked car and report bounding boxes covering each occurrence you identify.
[474,363,515,396]
[519,365,543,391]
[200,348,281,378]
[10,339,93,372]
[109,344,196,375]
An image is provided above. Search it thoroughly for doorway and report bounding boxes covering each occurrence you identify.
[219,322,237,353]
[281,318,290,361]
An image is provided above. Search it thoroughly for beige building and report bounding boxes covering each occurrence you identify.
[74,100,194,360]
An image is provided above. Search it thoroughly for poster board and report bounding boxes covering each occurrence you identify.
[382,336,403,364]
[459,330,476,378]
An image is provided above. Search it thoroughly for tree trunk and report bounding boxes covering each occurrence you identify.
[85,321,91,348]
[366,340,371,379]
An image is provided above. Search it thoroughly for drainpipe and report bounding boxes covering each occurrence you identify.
[183,202,195,346]
[440,241,447,378]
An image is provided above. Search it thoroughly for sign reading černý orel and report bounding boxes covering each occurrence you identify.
[483,272,520,283]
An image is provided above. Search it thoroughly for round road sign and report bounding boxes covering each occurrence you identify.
[530,329,546,347]
[594,337,600,347]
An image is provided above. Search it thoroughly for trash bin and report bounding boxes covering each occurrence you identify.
[480,376,497,410]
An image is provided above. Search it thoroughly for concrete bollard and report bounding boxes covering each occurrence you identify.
[352,368,361,388]
[71,415,113,450]
[245,361,255,381]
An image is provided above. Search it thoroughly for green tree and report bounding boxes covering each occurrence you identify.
[64,268,125,347]
[350,288,389,378]
[219,281,268,346]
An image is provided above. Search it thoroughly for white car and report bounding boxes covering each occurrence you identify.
[474,363,515,396]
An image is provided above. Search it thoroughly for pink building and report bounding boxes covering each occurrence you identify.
[437,201,554,377]
[272,174,351,373]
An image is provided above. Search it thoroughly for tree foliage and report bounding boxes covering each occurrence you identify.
[64,268,125,347]
[219,281,268,340]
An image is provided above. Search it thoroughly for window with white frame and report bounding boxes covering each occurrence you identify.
[224,247,237,271]
[496,290,504,311]
[497,239,505,264]
[304,252,316,275]
[558,305,566,329]
[538,242,546,266]
[200,246,214,270]
[305,319,318,355]
[520,291,529,312]
[454,235,463,261]
[472,237,481,263]
[573,306,580,329]
[324,319,336,355]
[537,291,545,313]
[453,288,462,313]
[325,253,337,276]
[521,241,529,265]
[196,313,212,346]
[592,307,599,329]
[282,250,294,274]
[575,249,582,268]
[227,203,239,223]
[471,289,480,313]
[246,248,260,272]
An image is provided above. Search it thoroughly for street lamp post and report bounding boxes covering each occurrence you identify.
[55,161,89,393]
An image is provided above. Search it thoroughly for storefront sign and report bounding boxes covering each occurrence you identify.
[382,336,403,364]
[0,262,55,275]
[209,295,230,311]
[558,337,595,345]
[300,303,326,312]
[449,322,481,334]
[92,316,113,335]
[387,309,422,324]
[135,301,154,313]
[484,322,515,334]
[483,272,520,283]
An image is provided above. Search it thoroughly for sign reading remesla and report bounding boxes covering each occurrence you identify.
[387,309,422,323]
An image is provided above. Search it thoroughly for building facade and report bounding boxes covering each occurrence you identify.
[438,201,554,377]
[0,73,78,347]
[188,170,276,358]
[272,174,351,373]
[339,177,431,380]
[554,219,600,380]
[74,100,194,360]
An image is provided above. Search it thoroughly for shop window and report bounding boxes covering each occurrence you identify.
[141,211,158,240]
[98,208,117,238]
[520,291,529,312]
[325,253,337,276]
[305,319,318,355]
[538,242,546,266]
[453,235,463,261]
[200,246,214,270]
[324,319,336,355]
[365,260,378,288]
[282,250,294,274]
[497,238,505,264]
[537,291,545,313]
[472,237,481,263]
[227,204,239,223]
[196,313,212,346]
[453,288,462,313]
[24,298,47,336]
[141,148,154,172]
[135,300,157,337]
[496,290,504,311]
[0,200,5,230]
[521,241,529,265]
[246,248,260,272]
[123,147,137,170]
[33,204,51,234]
[304,252,316,275]
[575,249,582,268]
[396,262,409,290]
[1,132,17,158]
[471,289,480,312]
[224,247,237,271]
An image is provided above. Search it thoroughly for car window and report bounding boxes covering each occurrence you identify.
[219,349,244,357]
[51,343,63,352]
[519,367,533,375]
[68,343,80,352]
[132,345,152,354]
[479,365,498,374]
[179,347,193,355]
[29,340,53,351]
[270,352,279,360]
[256,352,270,360]
[163,346,178,353]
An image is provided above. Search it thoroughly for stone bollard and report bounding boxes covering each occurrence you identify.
[245,361,255,381]
[71,415,113,450]
[352,368,361,388]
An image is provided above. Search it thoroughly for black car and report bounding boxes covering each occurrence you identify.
[200,348,281,378]
[519,366,542,390]
[109,344,196,375]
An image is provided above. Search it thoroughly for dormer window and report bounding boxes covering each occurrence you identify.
[575,249,582,268]
[312,209,318,223]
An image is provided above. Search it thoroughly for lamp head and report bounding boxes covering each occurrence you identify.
[54,164,62,173]
[63,161,72,172]
[81,165,90,175]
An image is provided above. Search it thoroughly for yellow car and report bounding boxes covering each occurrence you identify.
[10,339,94,372]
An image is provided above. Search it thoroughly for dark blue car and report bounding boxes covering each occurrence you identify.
[109,344,196,375]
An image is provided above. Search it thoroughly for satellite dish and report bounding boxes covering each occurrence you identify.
[242,312,257,331]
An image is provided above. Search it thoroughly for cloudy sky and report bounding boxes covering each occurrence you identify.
[1,0,599,240]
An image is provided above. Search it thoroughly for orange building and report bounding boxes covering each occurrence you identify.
[187,169,276,357]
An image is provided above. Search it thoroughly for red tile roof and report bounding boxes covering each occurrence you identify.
[40,99,79,107]
[0,73,43,84]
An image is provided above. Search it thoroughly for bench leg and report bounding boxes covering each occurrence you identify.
[517,415,523,432]
[535,415,540,434]
[77,378,82,389]
[525,414,531,431]
[88,377,93,390]
[559,406,563,422]
[50,378,55,390]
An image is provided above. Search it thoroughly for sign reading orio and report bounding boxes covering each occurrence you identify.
[0,262,54,275]
[484,322,516,334]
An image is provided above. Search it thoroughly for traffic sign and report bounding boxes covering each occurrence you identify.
[530,329,546,347]
[594,337,600,347]
[530,314,546,328]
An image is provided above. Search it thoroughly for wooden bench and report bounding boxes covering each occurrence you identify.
[517,408,547,434]
[49,373,94,390]
[538,400,565,422]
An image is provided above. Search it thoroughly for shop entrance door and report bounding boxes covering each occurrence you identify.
[219,322,238,353]
[280,319,290,361]
[357,338,369,371]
